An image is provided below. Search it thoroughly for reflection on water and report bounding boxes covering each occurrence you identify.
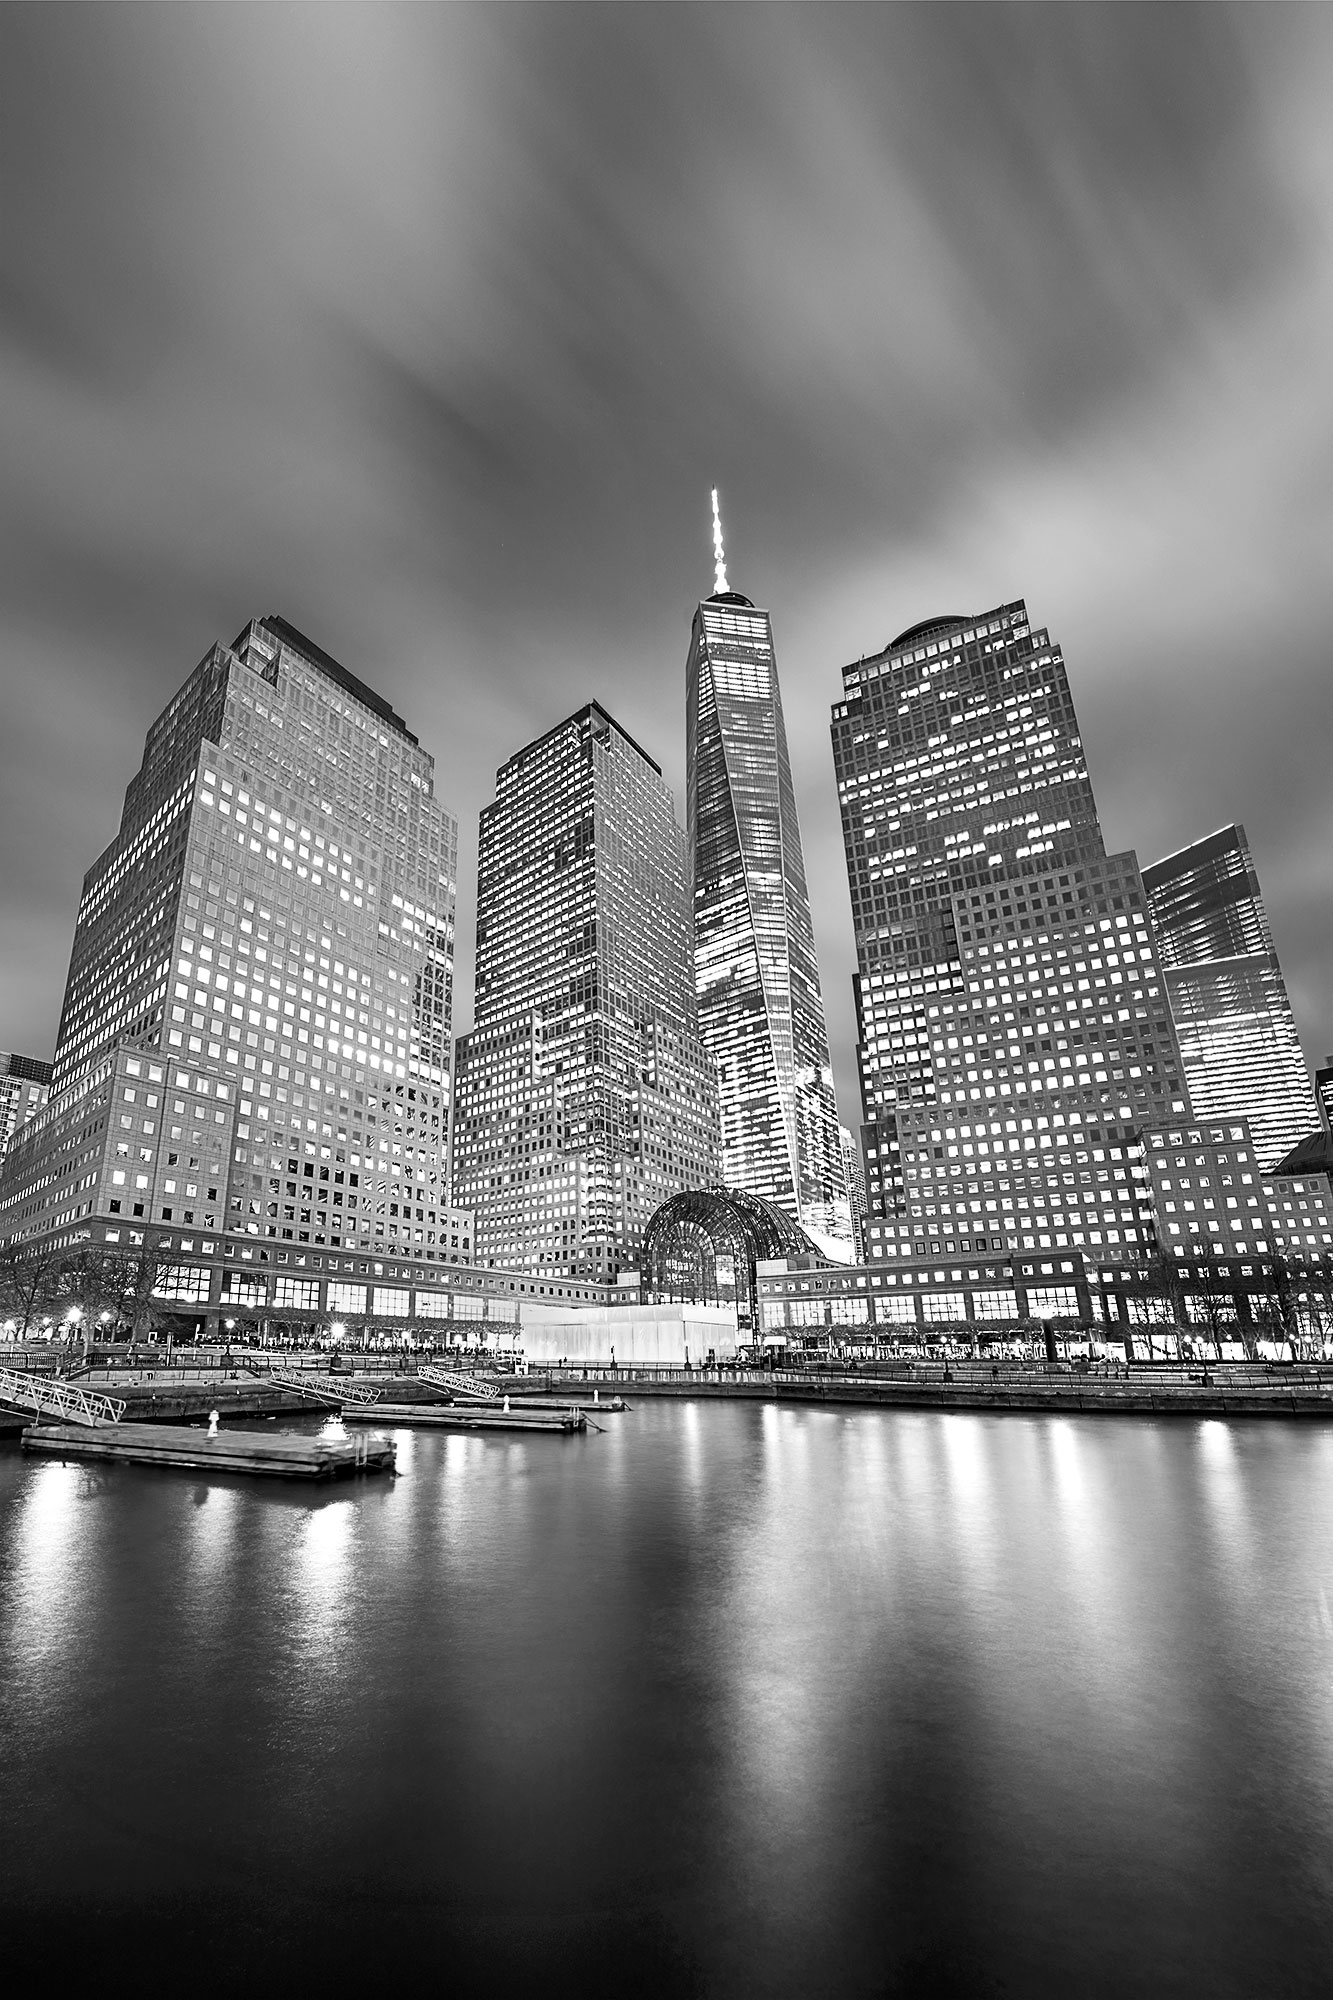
[2,1462,86,1689]
[3,1404,1333,1997]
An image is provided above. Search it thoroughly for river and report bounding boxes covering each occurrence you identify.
[3,1400,1332,1995]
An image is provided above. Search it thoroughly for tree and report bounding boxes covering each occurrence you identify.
[1139,1248,1187,1359]
[130,1237,181,1342]
[0,1240,66,1338]
[61,1247,135,1348]
[218,1310,263,1349]
[1254,1253,1300,1360]
[58,1235,178,1351]
[1189,1259,1240,1364]
[1299,1260,1333,1360]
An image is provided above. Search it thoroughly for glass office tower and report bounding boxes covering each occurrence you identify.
[1143,824,1316,1168]
[687,577,852,1251]
[0,1054,51,1165]
[1,616,468,1269]
[831,600,1191,1262]
[451,702,719,1280]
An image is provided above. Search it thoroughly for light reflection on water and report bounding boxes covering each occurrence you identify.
[3,1403,1333,1996]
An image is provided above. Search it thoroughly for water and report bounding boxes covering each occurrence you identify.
[3,1401,1333,1996]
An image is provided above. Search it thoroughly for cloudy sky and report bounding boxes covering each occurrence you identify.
[3,3,1332,1124]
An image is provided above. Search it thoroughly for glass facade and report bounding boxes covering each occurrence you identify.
[1143,825,1316,1170]
[640,1185,816,1330]
[0,1054,51,1165]
[831,601,1193,1264]
[840,1124,867,1257]
[451,703,719,1281]
[1,617,472,1270]
[687,591,851,1249]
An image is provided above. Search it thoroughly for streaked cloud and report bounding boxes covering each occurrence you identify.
[2,2,1331,1109]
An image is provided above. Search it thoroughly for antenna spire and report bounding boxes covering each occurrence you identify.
[710,487,729,595]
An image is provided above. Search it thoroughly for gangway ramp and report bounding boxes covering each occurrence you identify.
[418,1365,500,1403]
[266,1370,383,1407]
[0,1365,125,1427]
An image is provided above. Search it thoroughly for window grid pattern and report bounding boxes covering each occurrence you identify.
[0,617,472,1276]
[451,703,719,1282]
[1143,825,1316,1170]
[831,601,1195,1266]
[687,594,851,1248]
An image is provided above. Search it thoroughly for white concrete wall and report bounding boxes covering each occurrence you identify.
[518,1301,737,1367]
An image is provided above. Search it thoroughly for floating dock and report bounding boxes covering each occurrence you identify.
[22,1419,396,1479]
[346,1402,586,1434]
[506,1393,627,1414]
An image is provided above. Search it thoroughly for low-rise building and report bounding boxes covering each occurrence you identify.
[519,1301,737,1369]
[755,1245,1332,1349]
[756,1114,1333,1347]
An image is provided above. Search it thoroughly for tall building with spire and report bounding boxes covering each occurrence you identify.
[686,495,852,1251]
[451,702,719,1280]
[1143,824,1316,1168]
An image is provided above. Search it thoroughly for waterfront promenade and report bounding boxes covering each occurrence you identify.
[544,1361,1333,1419]
[6,1345,1333,1426]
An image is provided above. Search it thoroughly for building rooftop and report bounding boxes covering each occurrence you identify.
[245,616,419,745]
[1,1053,52,1084]
[889,615,969,649]
[1269,1131,1333,1179]
[498,699,662,780]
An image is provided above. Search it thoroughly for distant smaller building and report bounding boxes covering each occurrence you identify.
[0,1053,51,1163]
[840,1125,867,1257]
[1143,825,1316,1169]
[1268,1130,1333,1206]
[1315,1060,1333,1136]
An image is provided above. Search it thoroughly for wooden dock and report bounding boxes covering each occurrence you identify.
[506,1393,627,1414]
[345,1402,587,1434]
[22,1419,396,1479]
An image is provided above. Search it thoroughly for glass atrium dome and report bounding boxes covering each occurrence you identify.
[641,1187,820,1329]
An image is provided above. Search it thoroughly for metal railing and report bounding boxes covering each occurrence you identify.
[266,1370,383,1407]
[418,1364,499,1403]
[0,1365,125,1427]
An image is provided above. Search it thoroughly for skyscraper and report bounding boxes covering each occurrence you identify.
[686,497,852,1250]
[1,616,469,1276]
[0,1053,51,1164]
[840,1124,867,1259]
[1316,1060,1333,1136]
[831,600,1191,1262]
[451,702,718,1280]
[1143,825,1316,1169]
